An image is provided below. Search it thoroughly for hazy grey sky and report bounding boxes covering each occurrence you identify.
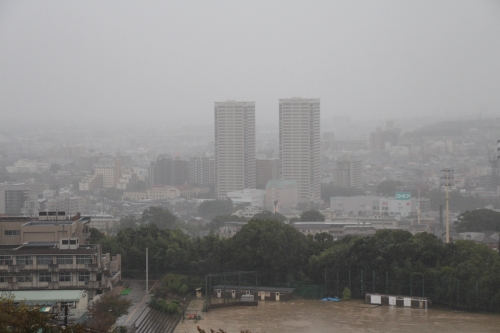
[1,1,500,129]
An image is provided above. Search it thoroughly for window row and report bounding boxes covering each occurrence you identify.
[0,272,91,283]
[0,255,93,265]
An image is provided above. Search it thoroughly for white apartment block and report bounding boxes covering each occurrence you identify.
[279,98,321,203]
[214,101,256,198]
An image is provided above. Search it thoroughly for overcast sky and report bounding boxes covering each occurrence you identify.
[1,1,500,129]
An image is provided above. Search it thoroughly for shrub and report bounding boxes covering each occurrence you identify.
[342,287,351,300]
[167,302,178,315]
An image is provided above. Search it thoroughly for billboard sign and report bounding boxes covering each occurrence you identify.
[395,192,411,200]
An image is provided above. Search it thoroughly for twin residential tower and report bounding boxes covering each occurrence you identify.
[214,98,321,204]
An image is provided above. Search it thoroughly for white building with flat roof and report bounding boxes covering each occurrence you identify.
[227,189,265,207]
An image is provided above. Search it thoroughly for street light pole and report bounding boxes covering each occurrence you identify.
[146,247,148,295]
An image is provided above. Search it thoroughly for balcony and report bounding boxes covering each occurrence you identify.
[49,264,59,272]
[8,264,24,273]
[87,281,100,289]
[8,282,19,290]
[49,281,59,289]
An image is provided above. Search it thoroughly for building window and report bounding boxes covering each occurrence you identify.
[0,256,13,265]
[76,255,92,265]
[0,274,11,282]
[78,272,90,282]
[16,256,33,265]
[58,272,72,282]
[39,272,52,282]
[57,256,73,265]
[4,230,20,236]
[17,274,33,282]
[37,256,53,265]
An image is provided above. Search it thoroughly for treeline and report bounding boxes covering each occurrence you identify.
[93,209,500,310]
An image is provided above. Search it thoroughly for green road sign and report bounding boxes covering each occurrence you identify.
[395,192,411,200]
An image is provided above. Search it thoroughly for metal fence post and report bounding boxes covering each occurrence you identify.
[410,275,412,297]
[336,269,339,296]
[349,269,351,292]
[386,271,388,294]
[476,280,478,309]
[373,270,376,293]
[422,274,424,297]
[361,269,363,296]
[457,279,460,308]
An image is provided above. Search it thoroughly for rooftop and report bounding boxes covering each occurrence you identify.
[6,290,87,304]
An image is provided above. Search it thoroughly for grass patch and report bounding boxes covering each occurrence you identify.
[120,288,132,295]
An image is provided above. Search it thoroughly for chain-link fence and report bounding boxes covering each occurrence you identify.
[319,268,500,312]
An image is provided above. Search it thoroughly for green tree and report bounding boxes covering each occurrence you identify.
[89,227,105,243]
[197,199,233,217]
[376,180,404,196]
[119,215,140,230]
[226,219,308,284]
[455,209,500,232]
[251,210,288,223]
[142,206,177,229]
[300,210,325,222]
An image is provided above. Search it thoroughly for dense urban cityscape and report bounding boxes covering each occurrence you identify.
[2,1,500,332]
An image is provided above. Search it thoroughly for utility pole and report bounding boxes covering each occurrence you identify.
[440,169,454,243]
[146,247,149,295]
[417,187,421,225]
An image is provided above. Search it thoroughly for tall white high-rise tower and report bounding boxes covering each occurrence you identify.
[279,97,321,204]
[214,101,256,198]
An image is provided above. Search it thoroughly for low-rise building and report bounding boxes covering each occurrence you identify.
[7,289,89,321]
[293,221,376,238]
[227,189,265,207]
[264,180,298,212]
[146,186,180,200]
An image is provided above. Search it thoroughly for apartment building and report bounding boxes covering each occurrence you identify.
[279,97,321,203]
[189,156,215,186]
[93,159,122,188]
[0,183,30,215]
[79,174,103,191]
[335,158,363,189]
[0,240,121,298]
[214,101,256,198]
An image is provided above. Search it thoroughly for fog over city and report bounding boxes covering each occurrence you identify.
[2,2,500,333]
[1,1,500,129]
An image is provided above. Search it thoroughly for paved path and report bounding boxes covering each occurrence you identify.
[115,280,158,328]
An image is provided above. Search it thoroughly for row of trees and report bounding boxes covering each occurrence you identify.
[96,207,500,310]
